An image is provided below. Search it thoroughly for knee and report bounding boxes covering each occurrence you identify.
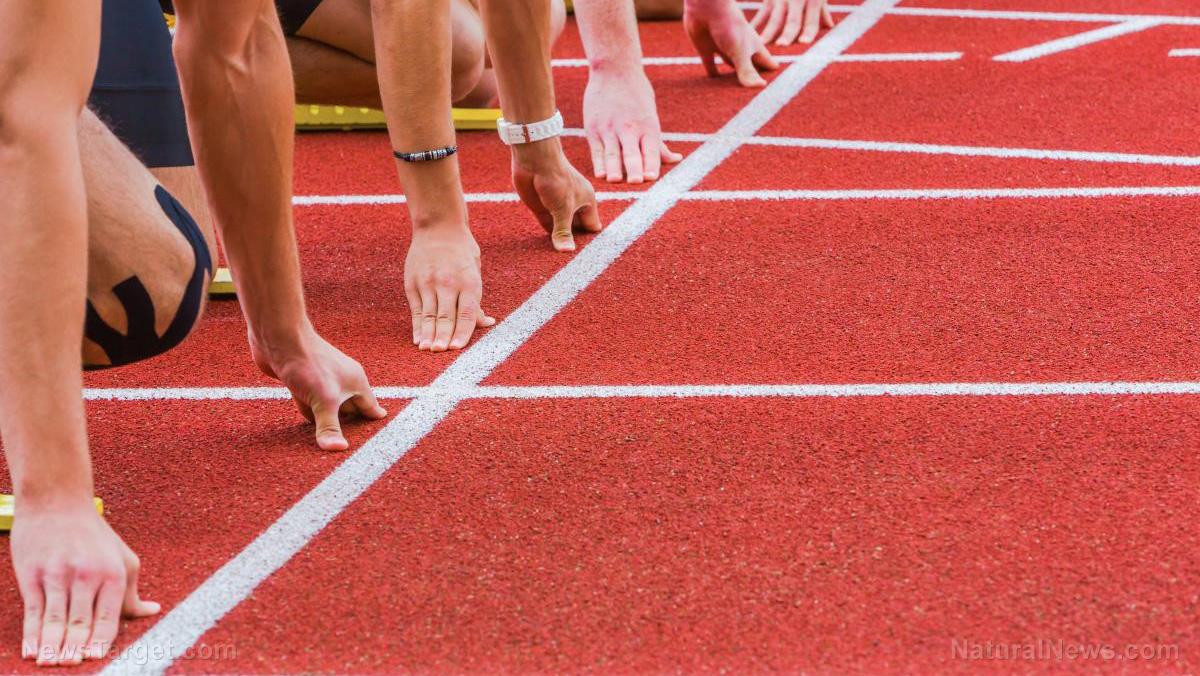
[450,43,486,103]
[83,186,212,370]
[449,3,487,102]
[551,0,567,42]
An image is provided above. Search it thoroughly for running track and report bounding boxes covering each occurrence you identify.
[3,0,1200,673]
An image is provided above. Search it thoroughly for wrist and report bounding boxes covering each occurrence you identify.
[14,482,95,514]
[588,54,644,77]
[249,317,317,360]
[410,205,470,232]
[511,136,567,171]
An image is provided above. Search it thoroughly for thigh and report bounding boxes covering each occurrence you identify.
[293,0,376,62]
[79,110,212,368]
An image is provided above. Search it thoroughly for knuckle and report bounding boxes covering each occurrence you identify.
[43,611,66,625]
[433,272,459,287]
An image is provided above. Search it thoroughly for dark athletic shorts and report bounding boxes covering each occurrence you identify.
[89,0,194,168]
[159,0,325,36]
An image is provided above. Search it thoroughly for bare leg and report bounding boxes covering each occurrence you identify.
[634,0,684,20]
[78,109,212,367]
[287,0,566,107]
[149,165,214,248]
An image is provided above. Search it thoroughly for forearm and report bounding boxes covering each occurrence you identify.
[574,0,645,75]
[478,0,557,122]
[173,3,311,346]
[0,135,94,508]
[371,0,467,228]
[0,4,99,510]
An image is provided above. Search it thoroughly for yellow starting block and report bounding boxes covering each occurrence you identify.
[294,105,501,132]
[209,267,236,298]
[451,107,503,130]
[1,495,105,531]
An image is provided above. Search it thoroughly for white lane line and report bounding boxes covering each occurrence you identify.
[97,3,901,675]
[293,186,1200,206]
[828,4,1200,26]
[83,381,1200,401]
[293,191,642,206]
[83,387,427,401]
[561,130,1200,166]
[725,136,1200,166]
[836,51,963,61]
[1170,48,1200,56]
[993,18,1161,62]
[688,186,1200,200]
[550,52,961,67]
[474,382,1200,398]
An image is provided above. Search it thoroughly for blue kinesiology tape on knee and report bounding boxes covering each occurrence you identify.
[84,186,212,370]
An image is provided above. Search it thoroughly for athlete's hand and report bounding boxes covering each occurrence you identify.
[12,504,159,666]
[584,68,683,184]
[751,0,835,45]
[684,0,779,87]
[511,138,603,252]
[250,330,388,451]
[405,223,496,352]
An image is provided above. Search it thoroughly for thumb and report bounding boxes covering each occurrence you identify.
[550,204,577,252]
[311,398,349,451]
[733,47,768,87]
[122,558,160,618]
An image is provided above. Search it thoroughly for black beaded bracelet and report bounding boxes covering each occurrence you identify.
[393,146,458,163]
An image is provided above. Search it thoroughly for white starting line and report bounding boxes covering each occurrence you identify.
[551,52,963,67]
[1170,48,1200,56]
[293,185,1200,206]
[84,381,1200,401]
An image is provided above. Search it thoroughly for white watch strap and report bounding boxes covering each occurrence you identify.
[496,111,564,145]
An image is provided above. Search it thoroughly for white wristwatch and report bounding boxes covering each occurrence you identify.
[496,111,564,145]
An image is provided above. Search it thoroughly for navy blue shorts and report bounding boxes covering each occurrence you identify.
[89,0,194,168]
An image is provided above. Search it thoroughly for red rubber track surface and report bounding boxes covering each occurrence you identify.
[7,1,1200,674]
[765,18,1200,154]
[489,196,1200,385]
[0,400,401,674]
[175,396,1200,675]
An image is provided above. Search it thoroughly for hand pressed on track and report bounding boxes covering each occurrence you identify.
[250,330,388,451]
[12,506,159,666]
[511,138,603,252]
[685,0,780,87]
[584,69,683,184]
[750,0,835,46]
[405,223,496,352]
